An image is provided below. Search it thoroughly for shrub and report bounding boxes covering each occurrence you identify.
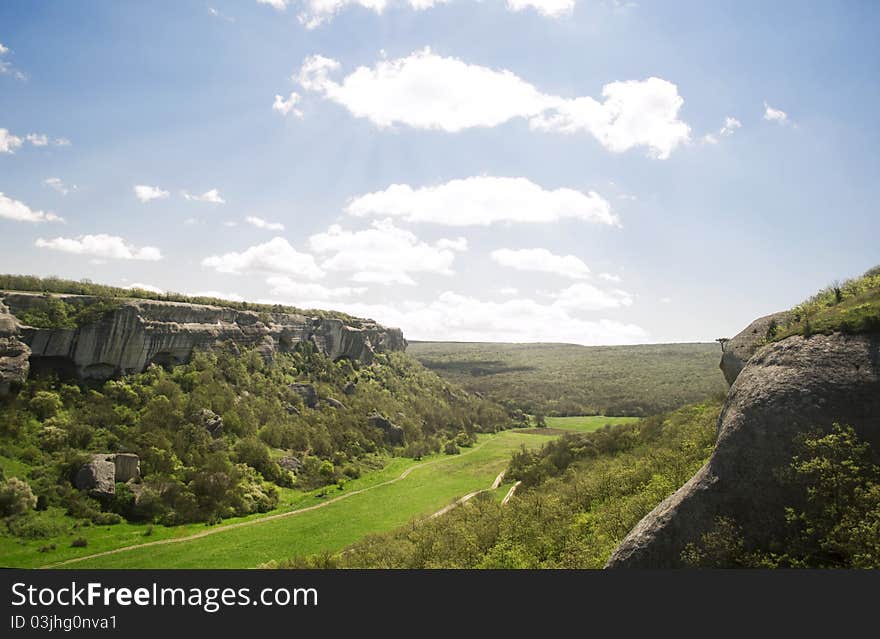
[70,537,88,548]
[0,477,37,518]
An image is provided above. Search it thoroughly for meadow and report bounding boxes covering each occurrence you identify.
[409,341,727,416]
[1,429,554,568]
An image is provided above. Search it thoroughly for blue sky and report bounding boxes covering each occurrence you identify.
[1,0,878,343]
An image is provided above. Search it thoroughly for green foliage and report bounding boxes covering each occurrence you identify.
[409,341,726,417]
[683,424,880,568]
[0,477,37,518]
[14,293,122,329]
[0,274,360,324]
[773,266,880,340]
[308,399,721,568]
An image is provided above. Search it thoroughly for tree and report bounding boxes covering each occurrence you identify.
[533,413,547,428]
[0,478,37,518]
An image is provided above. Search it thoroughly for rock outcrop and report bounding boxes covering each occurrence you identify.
[606,331,880,568]
[75,453,141,497]
[367,411,405,445]
[718,311,790,386]
[0,291,406,382]
[0,301,30,398]
[290,383,319,409]
[194,409,224,438]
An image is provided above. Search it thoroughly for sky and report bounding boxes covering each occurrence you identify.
[1,1,878,344]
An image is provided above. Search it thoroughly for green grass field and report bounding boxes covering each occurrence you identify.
[409,341,726,417]
[1,430,554,569]
[543,415,639,432]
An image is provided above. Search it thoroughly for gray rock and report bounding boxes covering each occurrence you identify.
[0,301,30,398]
[256,335,276,366]
[367,411,406,445]
[290,383,319,409]
[75,455,117,497]
[343,381,357,395]
[1,291,406,383]
[278,456,303,473]
[194,408,224,438]
[718,311,790,386]
[324,397,345,410]
[114,453,140,482]
[607,332,880,568]
[284,402,300,416]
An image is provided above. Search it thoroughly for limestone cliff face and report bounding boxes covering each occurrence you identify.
[1,292,406,382]
[0,301,30,397]
[718,311,791,386]
[606,331,880,568]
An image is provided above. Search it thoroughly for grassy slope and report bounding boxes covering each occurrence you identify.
[409,341,726,416]
[9,430,553,569]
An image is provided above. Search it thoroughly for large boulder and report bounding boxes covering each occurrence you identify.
[114,453,140,482]
[324,397,345,410]
[0,301,30,398]
[290,383,319,409]
[367,411,405,445]
[607,332,880,568]
[278,455,303,473]
[194,408,224,438]
[75,455,117,497]
[718,311,790,386]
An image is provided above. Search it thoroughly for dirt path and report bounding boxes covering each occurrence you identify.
[46,438,497,568]
[501,481,522,506]
[491,470,506,490]
[427,469,508,520]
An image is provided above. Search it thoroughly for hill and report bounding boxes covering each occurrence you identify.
[408,341,727,417]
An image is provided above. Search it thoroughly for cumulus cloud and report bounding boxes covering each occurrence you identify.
[552,282,633,311]
[272,92,304,118]
[0,128,23,153]
[192,291,245,302]
[257,0,290,8]
[763,102,789,124]
[598,272,622,282]
[44,177,76,195]
[134,184,169,203]
[0,192,64,223]
[246,216,285,231]
[506,0,575,18]
[267,275,367,301]
[25,133,48,146]
[0,43,25,80]
[54,137,71,146]
[308,219,457,285]
[127,282,165,294]
[35,234,162,260]
[202,236,324,279]
[183,188,225,204]
[434,237,468,251]
[491,248,591,279]
[347,176,617,226]
[301,291,647,344]
[702,115,742,144]
[295,49,690,158]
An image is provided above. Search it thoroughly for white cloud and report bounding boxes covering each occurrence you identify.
[309,219,457,285]
[0,192,64,223]
[660,296,672,304]
[0,43,7,56]
[222,221,238,227]
[54,137,71,146]
[347,176,617,226]
[702,115,742,144]
[296,49,690,158]
[272,92,304,118]
[498,287,519,295]
[192,290,245,302]
[202,236,324,279]
[35,234,162,261]
[44,177,76,195]
[0,43,25,80]
[506,0,574,18]
[257,0,290,9]
[764,101,789,124]
[267,275,367,301]
[134,184,169,203]
[183,188,225,204]
[208,6,236,21]
[598,272,622,283]
[127,282,165,294]
[552,282,633,311]
[434,237,468,251]
[0,128,23,153]
[491,248,591,279]
[246,216,285,231]
[25,133,48,146]
[306,291,647,344]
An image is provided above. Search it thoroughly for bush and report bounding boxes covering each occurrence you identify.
[70,537,88,548]
[0,477,37,518]
[444,441,460,455]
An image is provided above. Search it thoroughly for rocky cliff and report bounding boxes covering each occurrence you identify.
[718,311,790,386]
[606,330,880,568]
[0,291,406,383]
[0,301,31,397]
